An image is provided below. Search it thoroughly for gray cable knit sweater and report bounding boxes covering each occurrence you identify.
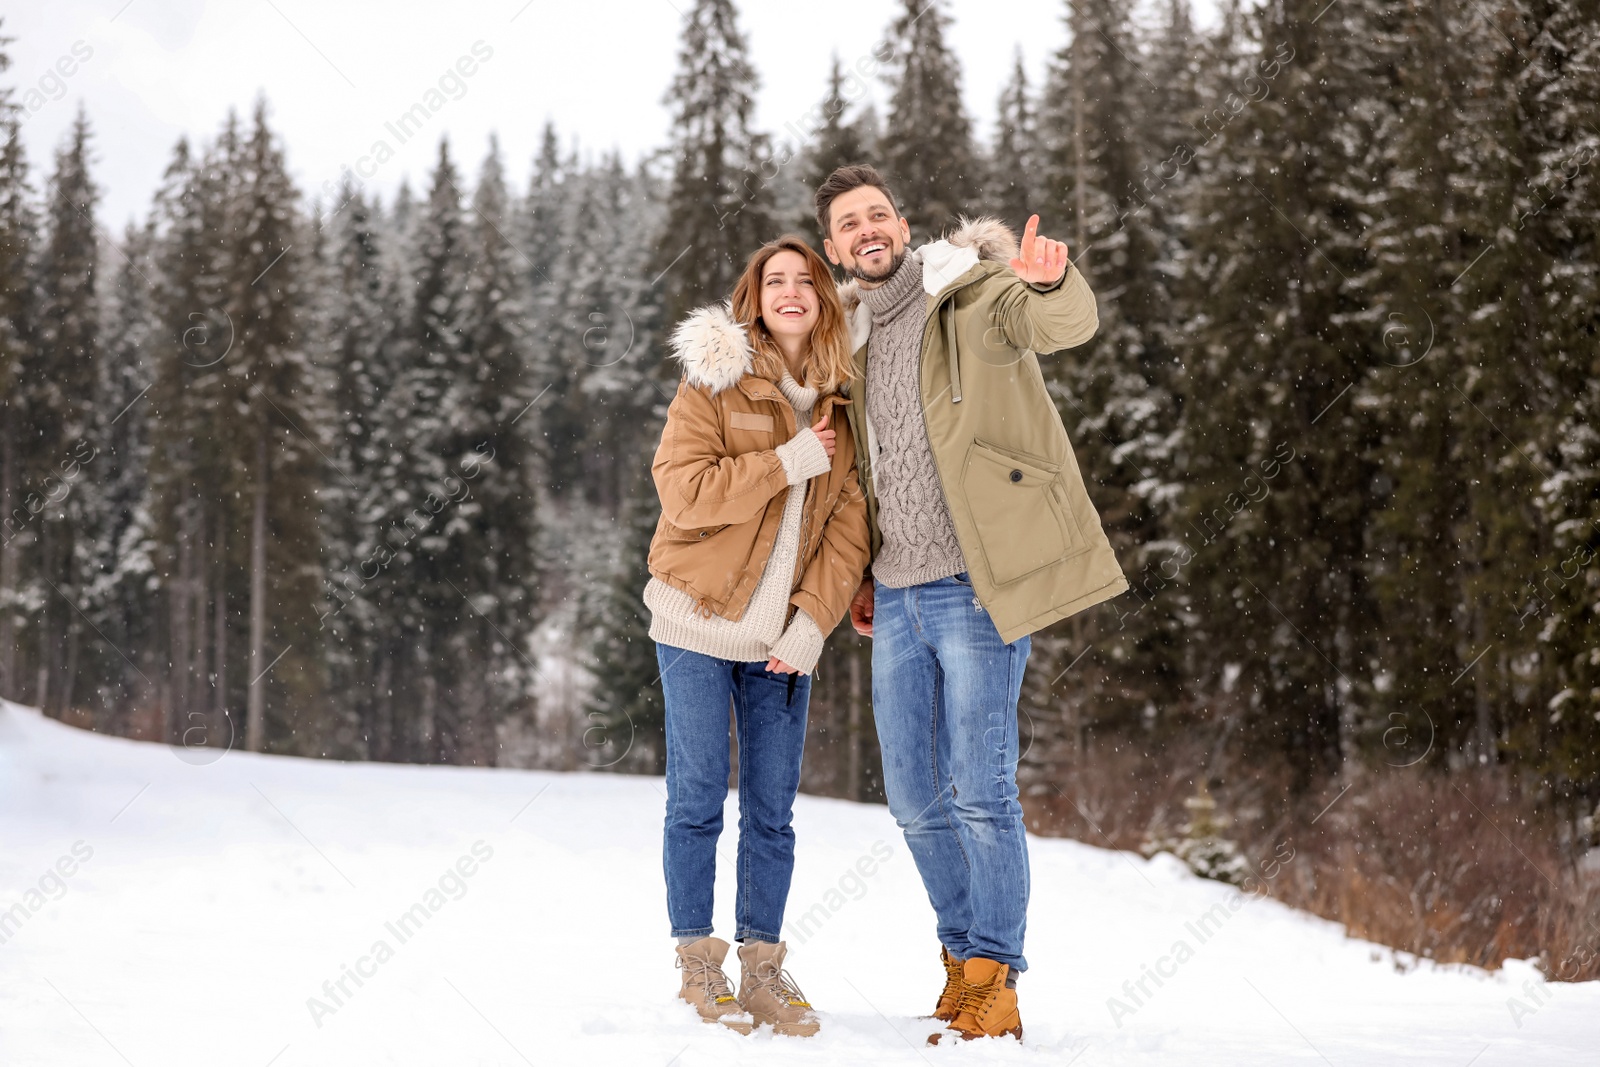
[643,371,832,674]
[863,251,968,587]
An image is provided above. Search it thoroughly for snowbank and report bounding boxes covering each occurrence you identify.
[1,700,1594,1065]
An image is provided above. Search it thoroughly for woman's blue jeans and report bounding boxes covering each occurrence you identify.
[871,572,1032,972]
[658,643,811,944]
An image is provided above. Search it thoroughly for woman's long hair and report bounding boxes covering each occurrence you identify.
[729,235,853,393]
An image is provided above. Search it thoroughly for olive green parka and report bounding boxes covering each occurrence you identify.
[840,217,1128,643]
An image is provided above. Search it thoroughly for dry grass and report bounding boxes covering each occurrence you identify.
[1023,742,1600,982]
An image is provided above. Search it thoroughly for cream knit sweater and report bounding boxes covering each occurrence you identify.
[643,371,833,674]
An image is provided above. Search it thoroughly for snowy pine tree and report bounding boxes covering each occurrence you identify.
[229,100,327,753]
[877,0,979,239]
[986,48,1040,237]
[0,44,38,700]
[654,0,776,324]
[79,218,160,735]
[1174,0,1394,789]
[1022,0,1187,783]
[26,106,101,717]
[797,53,875,246]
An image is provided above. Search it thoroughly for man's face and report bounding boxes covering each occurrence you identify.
[823,186,911,286]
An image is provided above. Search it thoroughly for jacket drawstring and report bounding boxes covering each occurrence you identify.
[944,300,962,403]
[694,596,715,620]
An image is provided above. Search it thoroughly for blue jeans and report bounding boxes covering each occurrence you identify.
[872,572,1031,972]
[658,643,811,944]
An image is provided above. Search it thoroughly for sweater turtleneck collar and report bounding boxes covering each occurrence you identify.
[860,249,924,327]
[777,369,820,412]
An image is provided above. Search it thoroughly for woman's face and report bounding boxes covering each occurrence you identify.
[759,249,818,344]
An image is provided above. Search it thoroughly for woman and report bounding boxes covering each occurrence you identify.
[644,235,870,1037]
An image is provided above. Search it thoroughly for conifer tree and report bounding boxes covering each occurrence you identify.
[1500,0,1600,783]
[0,35,37,699]
[26,106,101,717]
[584,462,666,774]
[1023,0,1185,768]
[654,0,775,324]
[573,154,669,770]
[1351,0,1512,770]
[449,135,541,765]
[578,153,666,510]
[81,218,159,735]
[368,138,472,761]
[987,48,1039,236]
[312,177,397,756]
[798,54,873,246]
[878,0,978,239]
[230,99,326,753]
[1175,0,1394,789]
[146,128,234,747]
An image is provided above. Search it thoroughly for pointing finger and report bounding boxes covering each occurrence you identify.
[1020,214,1039,263]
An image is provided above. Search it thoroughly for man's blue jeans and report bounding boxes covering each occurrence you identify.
[872,573,1031,972]
[658,643,811,945]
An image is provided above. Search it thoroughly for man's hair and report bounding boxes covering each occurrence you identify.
[814,164,898,238]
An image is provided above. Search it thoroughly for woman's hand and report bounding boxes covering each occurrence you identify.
[811,413,836,459]
[849,577,874,636]
[765,657,800,674]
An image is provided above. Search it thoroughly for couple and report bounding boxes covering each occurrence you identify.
[643,164,1128,1043]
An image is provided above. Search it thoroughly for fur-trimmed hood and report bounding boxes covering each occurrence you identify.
[668,302,752,396]
[837,216,1020,351]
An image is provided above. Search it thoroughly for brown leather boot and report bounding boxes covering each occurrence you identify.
[929,957,1023,1044]
[929,946,964,1021]
[675,937,755,1034]
[736,940,821,1037]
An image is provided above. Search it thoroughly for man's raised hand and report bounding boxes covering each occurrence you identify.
[1009,214,1069,286]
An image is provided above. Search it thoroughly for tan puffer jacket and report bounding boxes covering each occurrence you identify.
[647,304,871,648]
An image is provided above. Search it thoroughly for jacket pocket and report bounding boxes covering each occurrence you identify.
[657,521,730,544]
[961,439,1086,584]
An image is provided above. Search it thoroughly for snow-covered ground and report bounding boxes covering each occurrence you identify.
[2,699,1595,1066]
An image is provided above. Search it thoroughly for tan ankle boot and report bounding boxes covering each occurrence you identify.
[675,937,755,1034]
[736,940,821,1037]
[929,957,1022,1044]
[930,946,964,1021]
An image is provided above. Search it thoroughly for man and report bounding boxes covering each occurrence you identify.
[814,164,1127,1043]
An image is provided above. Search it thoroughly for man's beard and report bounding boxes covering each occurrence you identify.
[847,245,908,284]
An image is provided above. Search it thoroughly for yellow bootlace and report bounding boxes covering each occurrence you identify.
[953,971,1000,1017]
[755,963,812,1008]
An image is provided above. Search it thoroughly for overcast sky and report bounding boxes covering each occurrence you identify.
[4,0,1214,231]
